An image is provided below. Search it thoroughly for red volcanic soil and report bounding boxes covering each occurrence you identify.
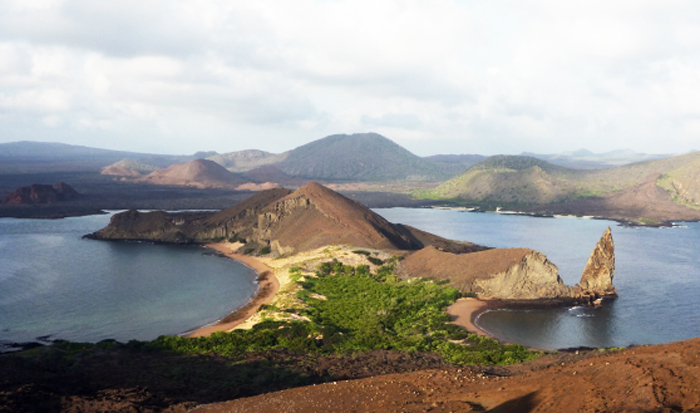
[138,159,248,188]
[194,338,700,413]
[2,182,78,204]
[399,246,531,288]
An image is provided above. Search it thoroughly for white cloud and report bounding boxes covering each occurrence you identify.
[0,0,699,155]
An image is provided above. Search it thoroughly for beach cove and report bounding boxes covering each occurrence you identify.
[0,214,258,347]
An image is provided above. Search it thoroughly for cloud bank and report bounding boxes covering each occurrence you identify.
[1,0,698,155]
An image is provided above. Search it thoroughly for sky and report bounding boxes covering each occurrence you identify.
[1,0,699,157]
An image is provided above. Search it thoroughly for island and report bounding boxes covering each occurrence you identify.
[87,182,617,336]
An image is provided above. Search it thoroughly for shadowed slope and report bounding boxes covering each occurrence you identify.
[278,133,464,181]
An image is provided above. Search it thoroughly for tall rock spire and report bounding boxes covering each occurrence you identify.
[579,227,616,297]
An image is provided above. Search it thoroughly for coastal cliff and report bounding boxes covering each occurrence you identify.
[474,251,573,299]
[400,227,616,302]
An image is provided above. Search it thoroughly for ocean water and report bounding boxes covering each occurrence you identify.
[0,213,257,346]
[3,209,699,351]
[375,208,700,350]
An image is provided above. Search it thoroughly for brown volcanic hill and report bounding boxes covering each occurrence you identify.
[138,159,249,188]
[89,182,483,254]
[243,165,308,187]
[194,338,700,413]
[101,165,141,177]
[204,187,293,234]
[101,158,159,176]
[537,173,700,224]
[251,182,485,254]
[2,182,78,205]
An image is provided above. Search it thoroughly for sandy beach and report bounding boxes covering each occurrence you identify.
[185,243,279,337]
[446,297,493,339]
[186,243,496,340]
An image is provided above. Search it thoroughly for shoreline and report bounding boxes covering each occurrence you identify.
[446,297,495,339]
[185,243,279,338]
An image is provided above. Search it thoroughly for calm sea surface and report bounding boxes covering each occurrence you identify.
[0,213,257,347]
[2,209,699,351]
[375,208,700,350]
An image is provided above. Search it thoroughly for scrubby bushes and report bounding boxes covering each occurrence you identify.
[151,260,539,366]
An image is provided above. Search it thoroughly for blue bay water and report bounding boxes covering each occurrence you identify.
[3,208,699,351]
[374,208,700,350]
[0,213,257,345]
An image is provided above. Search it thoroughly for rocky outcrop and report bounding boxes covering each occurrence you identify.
[577,227,616,297]
[87,188,292,244]
[2,182,78,204]
[474,251,573,299]
[400,246,573,300]
[401,227,616,302]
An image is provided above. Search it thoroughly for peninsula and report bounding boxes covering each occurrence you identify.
[88,182,616,319]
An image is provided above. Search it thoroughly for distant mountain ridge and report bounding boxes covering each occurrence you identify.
[0,141,203,173]
[522,149,670,169]
[422,152,700,224]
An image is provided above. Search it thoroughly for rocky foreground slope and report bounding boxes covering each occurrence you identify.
[193,338,700,413]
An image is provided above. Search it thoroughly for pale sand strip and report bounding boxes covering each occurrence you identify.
[446,297,494,339]
[185,243,279,338]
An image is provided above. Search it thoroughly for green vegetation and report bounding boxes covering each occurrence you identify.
[288,266,303,282]
[636,218,661,226]
[418,152,700,211]
[151,260,539,365]
[260,246,271,255]
[228,235,246,243]
[366,256,384,266]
